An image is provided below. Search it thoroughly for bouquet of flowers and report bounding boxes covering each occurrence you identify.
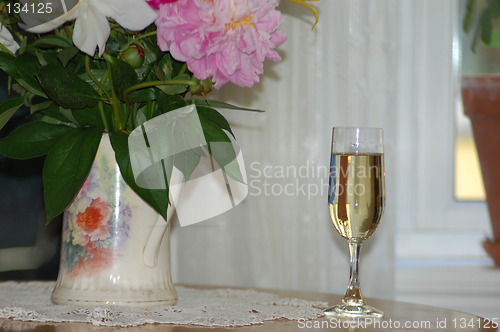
[0,0,318,223]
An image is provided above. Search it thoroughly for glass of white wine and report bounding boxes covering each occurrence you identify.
[325,127,385,318]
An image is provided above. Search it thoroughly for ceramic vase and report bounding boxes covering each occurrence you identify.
[51,135,177,305]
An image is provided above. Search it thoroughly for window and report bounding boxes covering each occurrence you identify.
[396,0,490,260]
[454,0,499,202]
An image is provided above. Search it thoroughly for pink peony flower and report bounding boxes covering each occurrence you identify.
[148,0,179,11]
[154,0,286,89]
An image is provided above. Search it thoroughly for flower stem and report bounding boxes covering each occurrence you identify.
[104,60,123,131]
[120,31,157,52]
[98,102,110,133]
[85,56,111,101]
[178,64,187,76]
[121,79,196,129]
[147,100,154,119]
[63,25,72,38]
[124,80,197,99]
[85,56,112,131]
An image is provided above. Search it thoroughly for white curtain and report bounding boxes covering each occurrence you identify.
[172,0,402,300]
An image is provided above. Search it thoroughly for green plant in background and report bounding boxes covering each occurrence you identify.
[463,0,500,50]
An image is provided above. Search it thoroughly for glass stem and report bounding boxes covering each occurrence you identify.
[342,238,365,306]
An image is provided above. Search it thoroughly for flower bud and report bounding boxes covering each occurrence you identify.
[201,78,213,94]
[189,78,202,95]
[121,45,144,69]
[189,78,214,95]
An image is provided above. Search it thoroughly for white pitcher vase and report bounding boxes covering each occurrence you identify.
[51,135,177,306]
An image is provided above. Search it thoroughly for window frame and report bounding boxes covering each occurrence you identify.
[395,0,490,260]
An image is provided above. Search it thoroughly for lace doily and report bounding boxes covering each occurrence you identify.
[0,281,327,327]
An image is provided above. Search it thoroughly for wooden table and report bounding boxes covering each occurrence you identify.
[0,286,497,331]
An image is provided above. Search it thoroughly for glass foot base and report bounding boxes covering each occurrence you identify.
[324,303,384,319]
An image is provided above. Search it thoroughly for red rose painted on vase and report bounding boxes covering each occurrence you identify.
[76,198,111,240]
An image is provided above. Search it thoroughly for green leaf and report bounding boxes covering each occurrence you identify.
[15,53,47,97]
[197,106,234,138]
[110,131,170,220]
[105,55,138,99]
[35,50,61,67]
[193,99,264,112]
[38,64,100,109]
[135,63,154,82]
[36,103,74,125]
[157,74,190,95]
[157,93,188,113]
[32,35,72,49]
[170,148,201,181]
[37,103,110,129]
[30,100,53,114]
[37,115,75,127]
[199,115,243,182]
[0,52,19,78]
[200,116,232,144]
[79,68,109,91]
[488,0,500,17]
[15,78,47,98]
[57,46,79,67]
[135,41,157,82]
[143,35,162,62]
[141,45,158,65]
[463,0,477,33]
[217,149,244,184]
[71,105,110,129]
[153,64,166,81]
[490,29,500,47]
[0,97,24,132]
[0,121,74,159]
[481,8,493,44]
[471,15,482,51]
[43,127,103,222]
[157,53,173,79]
[129,88,156,103]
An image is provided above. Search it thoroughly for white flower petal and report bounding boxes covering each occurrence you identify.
[0,24,20,54]
[24,0,157,57]
[104,0,157,31]
[73,4,111,56]
[24,6,80,33]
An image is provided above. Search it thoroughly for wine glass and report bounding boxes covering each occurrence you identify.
[325,127,385,318]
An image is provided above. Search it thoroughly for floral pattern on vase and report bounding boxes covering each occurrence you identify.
[52,135,177,306]
[62,159,132,279]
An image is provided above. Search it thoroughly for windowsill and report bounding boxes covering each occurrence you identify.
[395,257,500,320]
[396,229,500,319]
[397,230,490,260]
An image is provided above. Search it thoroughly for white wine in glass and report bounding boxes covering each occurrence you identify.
[325,127,385,318]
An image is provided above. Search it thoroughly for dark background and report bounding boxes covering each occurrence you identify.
[0,72,61,280]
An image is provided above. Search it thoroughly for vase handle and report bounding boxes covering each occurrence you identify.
[142,168,184,268]
[142,204,176,268]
